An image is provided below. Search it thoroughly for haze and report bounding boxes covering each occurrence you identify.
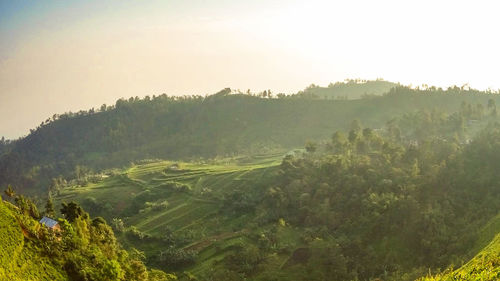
[1,0,499,139]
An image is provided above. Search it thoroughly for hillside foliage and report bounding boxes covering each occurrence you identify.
[0,195,176,281]
[49,101,500,280]
[3,82,500,280]
[2,83,500,195]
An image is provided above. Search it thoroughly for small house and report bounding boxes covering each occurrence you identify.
[39,216,61,231]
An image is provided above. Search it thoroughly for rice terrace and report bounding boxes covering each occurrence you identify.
[54,154,287,276]
[2,1,500,280]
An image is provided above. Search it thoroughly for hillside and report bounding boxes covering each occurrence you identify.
[54,154,282,279]
[418,211,500,280]
[0,199,67,280]
[3,84,500,279]
[0,195,176,281]
[419,233,500,280]
[2,84,500,196]
[51,104,500,280]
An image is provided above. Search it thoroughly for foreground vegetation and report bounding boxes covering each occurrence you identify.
[0,193,175,280]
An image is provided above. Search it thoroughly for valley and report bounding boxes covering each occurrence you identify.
[55,154,285,279]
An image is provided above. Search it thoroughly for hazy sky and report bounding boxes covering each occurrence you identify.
[1,0,500,139]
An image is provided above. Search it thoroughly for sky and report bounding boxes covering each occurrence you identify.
[1,0,500,139]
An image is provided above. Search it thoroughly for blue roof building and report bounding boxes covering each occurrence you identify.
[39,216,59,229]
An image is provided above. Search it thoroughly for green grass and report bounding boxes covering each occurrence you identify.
[472,212,500,255]
[419,233,500,281]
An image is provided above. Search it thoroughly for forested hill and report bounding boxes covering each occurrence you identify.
[49,108,500,280]
[1,84,500,194]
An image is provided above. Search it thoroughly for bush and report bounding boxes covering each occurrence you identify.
[141,200,169,213]
[157,247,198,268]
[126,226,151,241]
[157,181,191,193]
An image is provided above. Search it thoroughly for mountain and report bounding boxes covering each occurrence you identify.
[2,83,500,195]
[49,104,500,280]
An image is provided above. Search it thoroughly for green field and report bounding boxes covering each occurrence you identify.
[55,153,294,277]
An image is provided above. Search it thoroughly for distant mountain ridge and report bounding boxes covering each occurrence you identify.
[1,82,499,195]
[297,79,398,99]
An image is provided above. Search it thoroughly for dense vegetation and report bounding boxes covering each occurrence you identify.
[3,82,500,196]
[3,81,500,280]
[0,193,176,280]
[248,119,500,280]
[47,99,500,280]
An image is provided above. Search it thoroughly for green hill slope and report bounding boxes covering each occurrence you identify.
[52,112,500,280]
[0,199,67,280]
[0,196,176,281]
[419,233,500,280]
[55,155,283,276]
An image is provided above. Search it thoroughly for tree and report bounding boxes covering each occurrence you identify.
[44,197,56,217]
[102,259,124,280]
[61,201,88,222]
[112,218,125,233]
[348,129,359,144]
[488,99,496,111]
[350,119,362,132]
[127,260,148,281]
[4,184,15,198]
[332,131,346,145]
[331,131,347,153]
[15,195,40,218]
[305,140,318,153]
[362,127,373,138]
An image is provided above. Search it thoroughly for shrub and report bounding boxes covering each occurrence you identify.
[157,247,198,268]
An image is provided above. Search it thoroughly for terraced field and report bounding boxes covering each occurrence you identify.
[55,153,286,276]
